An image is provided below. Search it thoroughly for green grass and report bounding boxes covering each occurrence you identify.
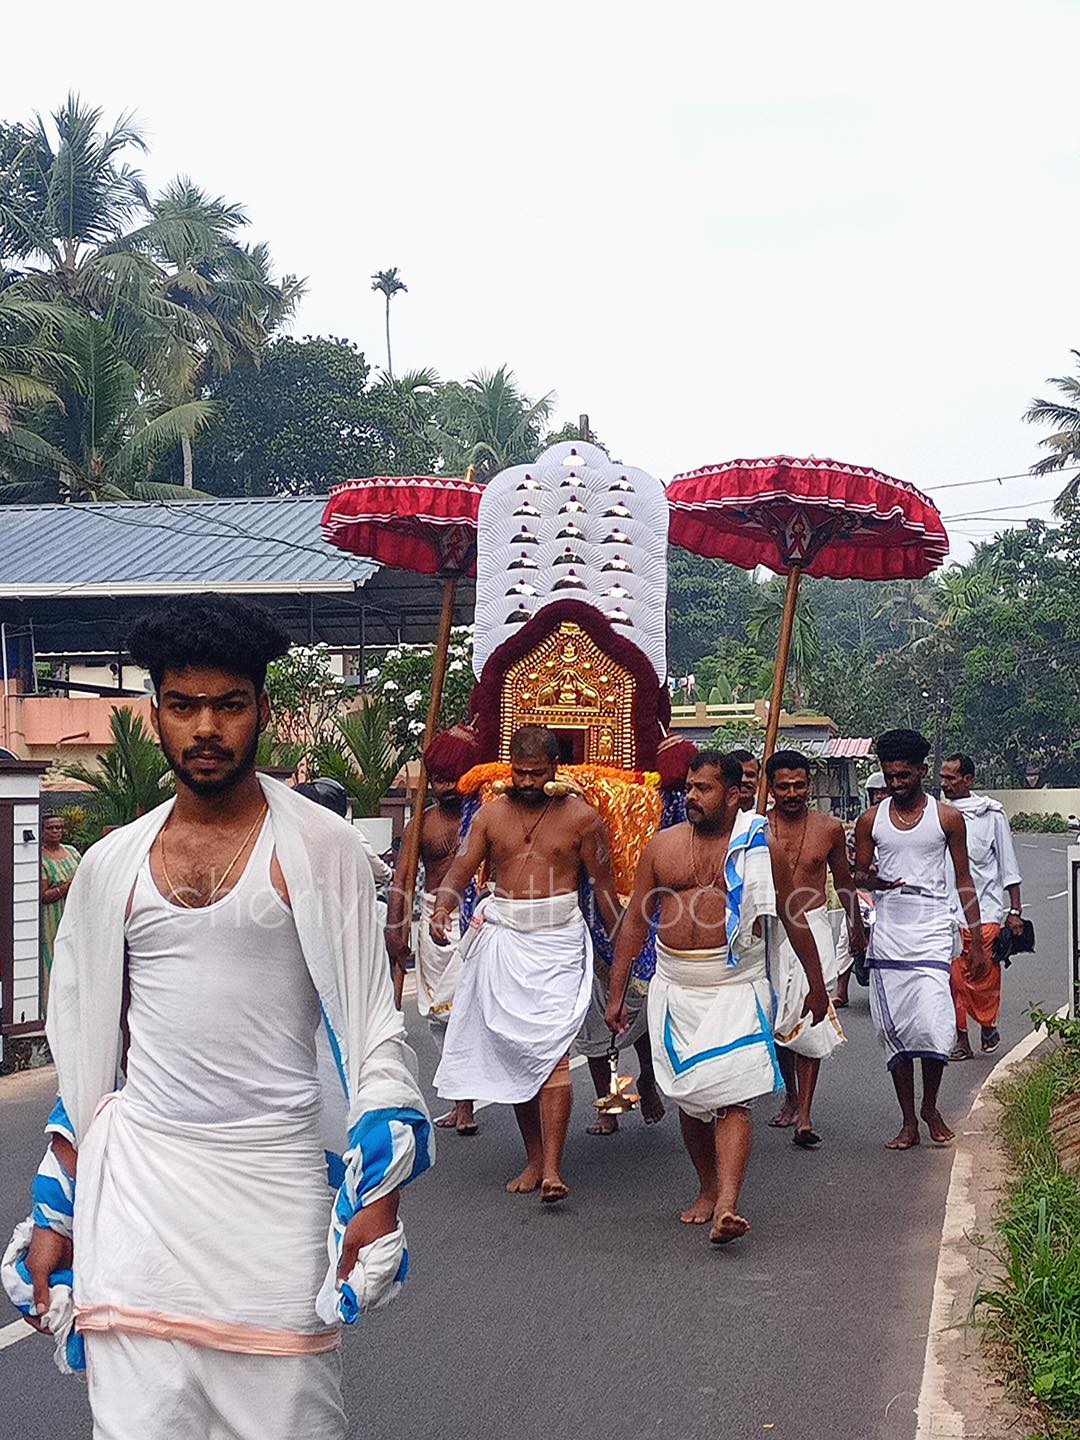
[978,1044,1080,1437]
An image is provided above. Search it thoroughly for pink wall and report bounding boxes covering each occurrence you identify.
[4,695,153,762]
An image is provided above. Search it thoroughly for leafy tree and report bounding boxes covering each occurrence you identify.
[194,335,438,495]
[316,703,401,816]
[61,707,174,836]
[665,550,757,675]
[747,576,822,708]
[0,314,211,502]
[1024,349,1080,511]
[366,626,474,760]
[264,643,346,762]
[370,267,407,378]
[431,366,554,481]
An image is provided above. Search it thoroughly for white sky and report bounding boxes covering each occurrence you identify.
[7,0,1078,558]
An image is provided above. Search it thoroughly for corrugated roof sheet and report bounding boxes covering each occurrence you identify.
[826,737,874,759]
[0,497,377,596]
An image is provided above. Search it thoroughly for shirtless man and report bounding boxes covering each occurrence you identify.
[430,725,621,1202]
[765,751,866,1146]
[386,749,476,1136]
[607,750,828,1244]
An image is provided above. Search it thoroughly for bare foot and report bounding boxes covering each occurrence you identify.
[586,1114,618,1136]
[541,1176,569,1204]
[885,1126,921,1151]
[434,1109,458,1129]
[920,1106,954,1145]
[506,1166,541,1194]
[769,1102,797,1129]
[680,1191,717,1225]
[709,1209,750,1245]
[455,1102,479,1137]
[638,1077,666,1126]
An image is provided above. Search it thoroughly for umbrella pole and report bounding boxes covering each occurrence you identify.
[756,565,802,813]
[394,574,457,1006]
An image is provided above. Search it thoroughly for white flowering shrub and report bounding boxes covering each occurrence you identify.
[366,626,475,759]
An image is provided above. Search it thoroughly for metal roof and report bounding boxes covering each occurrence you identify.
[802,737,874,760]
[0,496,377,597]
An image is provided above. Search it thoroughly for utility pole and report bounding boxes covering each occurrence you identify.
[578,413,590,443]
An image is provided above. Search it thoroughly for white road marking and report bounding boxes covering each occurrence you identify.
[914,1006,1067,1439]
[1047,889,1068,900]
[1019,842,1040,848]
[0,1318,34,1351]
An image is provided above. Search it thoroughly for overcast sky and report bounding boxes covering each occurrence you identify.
[7,0,1078,558]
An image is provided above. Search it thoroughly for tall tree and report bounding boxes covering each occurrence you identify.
[370,266,407,377]
[431,366,554,481]
[0,315,211,502]
[747,576,822,707]
[1024,349,1080,512]
[194,334,436,496]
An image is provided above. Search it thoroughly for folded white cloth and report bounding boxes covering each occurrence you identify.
[772,904,846,1060]
[317,1221,407,1326]
[2,1218,83,1374]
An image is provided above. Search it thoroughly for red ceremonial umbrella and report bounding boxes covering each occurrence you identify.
[322,473,483,999]
[667,455,948,808]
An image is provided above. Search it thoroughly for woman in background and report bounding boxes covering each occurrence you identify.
[40,813,80,1007]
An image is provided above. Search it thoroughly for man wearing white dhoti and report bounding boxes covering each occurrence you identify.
[430,725,622,1204]
[854,728,984,1152]
[386,728,479,1136]
[764,751,865,1149]
[10,596,433,1440]
[607,751,829,1246]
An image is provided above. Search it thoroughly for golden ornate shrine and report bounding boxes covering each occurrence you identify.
[498,620,637,767]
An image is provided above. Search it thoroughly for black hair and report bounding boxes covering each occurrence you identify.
[728,748,756,765]
[295,778,349,818]
[127,594,291,694]
[766,749,811,781]
[509,724,560,764]
[944,752,976,778]
[875,728,931,765]
[688,749,744,788]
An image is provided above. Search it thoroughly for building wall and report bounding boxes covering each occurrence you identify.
[985,789,1080,818]
[3,694,154,771]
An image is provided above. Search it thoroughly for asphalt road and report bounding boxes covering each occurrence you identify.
[1,834,1073,1440]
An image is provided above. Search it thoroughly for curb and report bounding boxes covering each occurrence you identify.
[913,1008,1066,1439]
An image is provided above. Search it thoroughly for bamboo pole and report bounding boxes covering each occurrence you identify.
[393,573,457,1006]
[756,565,802,813]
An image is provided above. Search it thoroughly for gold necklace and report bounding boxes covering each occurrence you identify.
[889,796,927,831]
[159,805,268,909]
[689,825,727,889]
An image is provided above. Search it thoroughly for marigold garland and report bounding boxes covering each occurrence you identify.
[455,762,663,893]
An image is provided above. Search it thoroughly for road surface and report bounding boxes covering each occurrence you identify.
[0,833,1070,1439]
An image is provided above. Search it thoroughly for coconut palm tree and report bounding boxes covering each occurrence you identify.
[146,178,305,485]
[0,315,212,502]
[370,267,407,377]
[747,577,821,707]
[431,366,555,481]
[316,703,401,817]
[1024,350,1080,512]
[0,289,78,431]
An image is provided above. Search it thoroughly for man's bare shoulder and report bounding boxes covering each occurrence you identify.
[649,822,691,858]
[937,799,963,833]
[854,805,877,835]
[812,811,846,844]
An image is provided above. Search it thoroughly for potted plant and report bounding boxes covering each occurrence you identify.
[315,701,401,853]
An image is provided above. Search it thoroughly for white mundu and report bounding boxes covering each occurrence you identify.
[434,891,592,1104]
[415,892,462,1029]
[30,779,434,1440]
[867,798,959,1068]
[648,809,782,1118]
[772,905,845,1060]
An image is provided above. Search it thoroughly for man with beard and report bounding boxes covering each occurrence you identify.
[15,595,433,1439]
[765,751,865,1147]
[430,725,621,1203]
[386,730,478,1136]
[939,752,1023,1059]
[854,729,983,1150]
[607,751,829,1245]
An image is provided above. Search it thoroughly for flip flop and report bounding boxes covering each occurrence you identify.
[792,1129,822,1149]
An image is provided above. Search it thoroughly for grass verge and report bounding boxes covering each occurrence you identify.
[978,1039,1080,1437]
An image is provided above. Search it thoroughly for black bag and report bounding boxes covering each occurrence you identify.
[993,919,1035,968]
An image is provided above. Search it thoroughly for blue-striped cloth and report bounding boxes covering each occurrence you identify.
[2,1218,85,1373]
